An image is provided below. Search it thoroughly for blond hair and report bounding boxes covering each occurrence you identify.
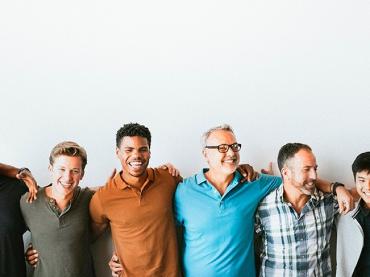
[49,141,87,170]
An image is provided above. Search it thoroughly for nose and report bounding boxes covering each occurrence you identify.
[309,168,317,180]
[63,171,73,183]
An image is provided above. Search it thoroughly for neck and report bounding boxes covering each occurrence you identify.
[283,182,310,214]
[121,170,148,189]
[45,186,75,211]
[205,169,234,196]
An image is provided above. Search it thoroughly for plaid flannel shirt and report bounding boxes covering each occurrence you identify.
[256,185,338,277]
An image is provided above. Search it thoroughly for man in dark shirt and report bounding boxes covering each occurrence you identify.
[336,152,370,277]
[0,163,37,277]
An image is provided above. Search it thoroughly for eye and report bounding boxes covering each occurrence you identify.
[72,170,81,175]
[139,147,149,153]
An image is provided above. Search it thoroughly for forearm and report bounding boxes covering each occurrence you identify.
[316,178,333,193]
[0,163,19,178]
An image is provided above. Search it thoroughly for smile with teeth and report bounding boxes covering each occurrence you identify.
[129,161,144,169]
[362,190,370,196]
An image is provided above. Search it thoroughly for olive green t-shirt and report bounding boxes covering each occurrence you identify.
[20,185,94,277]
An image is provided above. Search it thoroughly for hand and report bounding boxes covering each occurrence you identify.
[160,163,180,177]
[16,170,38,203]
[107,169,117,182]
[336,186,355,214]
[109,252,123,277]
[261,162,274,175]
[238,164,259,183]
[25,243,38,267]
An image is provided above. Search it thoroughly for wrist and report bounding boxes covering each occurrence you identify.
[331,182,345,196]
[18,167,30,175]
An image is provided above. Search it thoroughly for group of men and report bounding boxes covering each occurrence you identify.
[1,122,369,277]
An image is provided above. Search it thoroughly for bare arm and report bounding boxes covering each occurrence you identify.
[0,163,38,202]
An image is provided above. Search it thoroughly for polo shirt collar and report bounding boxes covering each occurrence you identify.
[195,168,243,188]
[114,168,154,190]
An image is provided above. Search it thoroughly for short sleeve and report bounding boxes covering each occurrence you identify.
[257,174,282,200]
[89,191,108,224]
[173,183,184,226]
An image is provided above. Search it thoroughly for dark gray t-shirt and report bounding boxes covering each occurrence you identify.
[20,186,94,277]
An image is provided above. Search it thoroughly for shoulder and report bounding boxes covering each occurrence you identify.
[151,167,181,185]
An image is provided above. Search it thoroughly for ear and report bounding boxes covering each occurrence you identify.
[202,148,209,162]
[80,170,85,180]
[48,164,53,178]
[115,147,120,158]
[281,166,290,180]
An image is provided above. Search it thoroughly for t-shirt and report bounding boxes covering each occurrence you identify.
[20,185,94,277]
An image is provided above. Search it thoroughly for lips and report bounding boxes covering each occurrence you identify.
[128,160,145,170]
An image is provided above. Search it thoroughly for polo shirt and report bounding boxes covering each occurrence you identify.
[89,168,181,277]
[20,185,94,277]
[174,170,282,277]
[353,200,370,277]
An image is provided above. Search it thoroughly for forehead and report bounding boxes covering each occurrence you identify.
[291,149,317,166]
[356,170,370,179]
[52,155,83,168]
[206,130,237,145]
[119,136,149,148]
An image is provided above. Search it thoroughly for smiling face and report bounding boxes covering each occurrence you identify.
[282,149,318,196]
[116,136,151,179]
[355,170,370,208]
[49,155,84,197]
[203,130,240,176]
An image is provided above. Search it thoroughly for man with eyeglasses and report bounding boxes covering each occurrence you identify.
[173,125,354,277]
[174,124,282,277]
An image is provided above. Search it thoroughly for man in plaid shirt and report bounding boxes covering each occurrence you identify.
[256,143,353,277]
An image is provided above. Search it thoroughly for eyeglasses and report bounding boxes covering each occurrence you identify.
[204,143,241,153]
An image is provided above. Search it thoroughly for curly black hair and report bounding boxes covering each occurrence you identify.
[116,123,151,148]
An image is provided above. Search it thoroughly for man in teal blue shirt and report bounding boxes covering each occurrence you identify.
[174,124,281,277]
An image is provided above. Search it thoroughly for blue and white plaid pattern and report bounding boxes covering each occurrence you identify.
[256,185,338,277]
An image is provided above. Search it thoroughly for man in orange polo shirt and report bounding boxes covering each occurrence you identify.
[89,123,182,277]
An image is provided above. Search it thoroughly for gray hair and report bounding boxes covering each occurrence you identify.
[202,124,234,148]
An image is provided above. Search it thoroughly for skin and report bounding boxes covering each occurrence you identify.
[27,155,84,267]
[203,130,240,195]
[115,136,151,189]
[355,170,370,209]
[281,149,318,214]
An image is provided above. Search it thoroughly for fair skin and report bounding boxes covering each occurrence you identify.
[203,130,240,195]
[281,149,355,214]
[281,149,318,214]
[355,170,370,209]
[45,155,84,211]
[26,154,84,267]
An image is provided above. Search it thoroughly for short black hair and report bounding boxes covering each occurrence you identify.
[116,123,151,148]
[352,152,370,179]
[277,143,312,172]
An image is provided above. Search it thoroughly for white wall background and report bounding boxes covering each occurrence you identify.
[1,0,369,276]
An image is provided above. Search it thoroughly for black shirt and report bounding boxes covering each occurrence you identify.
[0,175,27,277]
[353,200,370,277]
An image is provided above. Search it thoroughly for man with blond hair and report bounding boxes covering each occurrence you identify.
[20,141,95,277]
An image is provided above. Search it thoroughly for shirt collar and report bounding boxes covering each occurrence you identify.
[195,168,243,186]
[278,184,323,205]
[113,168,154,189]
[359,199,370,216]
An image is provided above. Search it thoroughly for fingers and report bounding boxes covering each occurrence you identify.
[25,244,39,267]
[160,163,180,177]
[109,253,123,277]
[261,162,274,175]
[107,169,117,183]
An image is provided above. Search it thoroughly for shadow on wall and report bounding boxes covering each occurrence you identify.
[24,229,114,277]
